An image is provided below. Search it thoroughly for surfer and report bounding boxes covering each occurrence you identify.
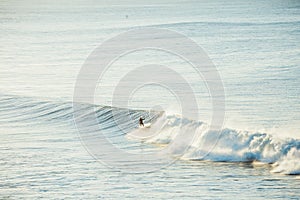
[139,117,145,127]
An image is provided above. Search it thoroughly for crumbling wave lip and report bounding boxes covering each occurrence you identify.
[128,112,300,175]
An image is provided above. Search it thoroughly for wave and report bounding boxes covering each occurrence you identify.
[0,94,299,175]
[127,113,300,175]
[149,20,300,29]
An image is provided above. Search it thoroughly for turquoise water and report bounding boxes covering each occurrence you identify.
[1,0,300,199]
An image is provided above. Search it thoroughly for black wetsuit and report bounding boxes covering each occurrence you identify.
[139,117,145,126]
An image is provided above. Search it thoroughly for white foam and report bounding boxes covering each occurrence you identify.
[128,113,300,175]
[271,147,300,175]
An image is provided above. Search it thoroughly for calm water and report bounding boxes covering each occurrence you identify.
[1,0,300,199]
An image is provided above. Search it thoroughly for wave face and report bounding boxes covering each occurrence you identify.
[1,94,299,175]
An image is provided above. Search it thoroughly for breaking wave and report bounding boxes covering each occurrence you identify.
[0,94,299,175]
[127,113,300,175]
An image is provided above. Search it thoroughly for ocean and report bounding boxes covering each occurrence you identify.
[1,0,300,199]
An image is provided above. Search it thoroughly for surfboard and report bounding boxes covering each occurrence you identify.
[140,123,151,128]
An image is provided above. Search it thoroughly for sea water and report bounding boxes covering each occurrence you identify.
[1,0,300,199]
